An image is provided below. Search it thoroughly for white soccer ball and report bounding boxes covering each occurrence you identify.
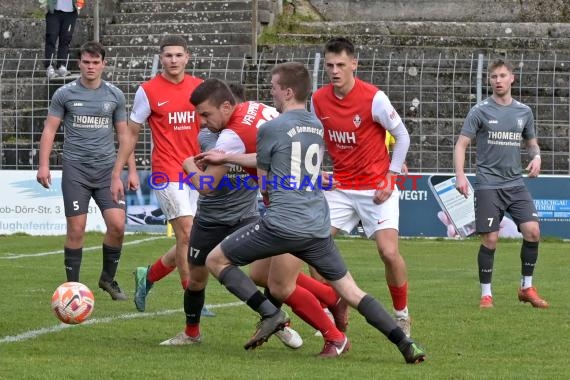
[51,282,95,324]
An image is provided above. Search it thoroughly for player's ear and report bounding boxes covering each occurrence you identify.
[221,101,233,116]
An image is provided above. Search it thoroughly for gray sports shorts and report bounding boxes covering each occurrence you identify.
[220,218,348,282]
[474,186,538,233]
[62,160,125,217]
[189,216,259,266]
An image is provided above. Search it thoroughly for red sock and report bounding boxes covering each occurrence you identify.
[388,282,408,311]
[296,273,339,307]
[185,323,200,338]
[147,257,175,283]
[284,285,344,341]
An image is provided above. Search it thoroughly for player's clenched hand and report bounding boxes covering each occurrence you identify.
[36,166,51,189]
[373,188,392,204]
[525,156,541,178]
[320,171,338,190]
[455,174,469,198]
[127,171,140,191]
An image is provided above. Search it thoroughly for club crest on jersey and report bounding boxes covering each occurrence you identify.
[102,102,113,113]
[517,119,524,130]
[353,114,362,128]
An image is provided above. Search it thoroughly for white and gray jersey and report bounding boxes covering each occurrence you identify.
[461,97,535,190]
[48,79,127,166]
[257,109,330,238]
[196,128,258,224]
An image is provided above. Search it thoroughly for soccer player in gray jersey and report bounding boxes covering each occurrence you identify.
[205,62,426,363]
[161,124,302,349]
[37,41,138,300]
[455,58,548,309]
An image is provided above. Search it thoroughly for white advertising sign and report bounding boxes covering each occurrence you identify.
[0,170,106,235]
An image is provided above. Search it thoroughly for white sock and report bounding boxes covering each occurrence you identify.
[394,307,409,319]
[521,276,533,289]
[480,283,492,297]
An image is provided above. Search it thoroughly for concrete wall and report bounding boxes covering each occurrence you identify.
[308,0,570,22]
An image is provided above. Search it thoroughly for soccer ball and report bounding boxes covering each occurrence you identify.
[51,282,95,324]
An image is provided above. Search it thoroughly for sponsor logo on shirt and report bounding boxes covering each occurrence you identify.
[158,101,169,107]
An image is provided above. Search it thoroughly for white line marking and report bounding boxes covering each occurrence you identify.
[1,236,167,259]
[0,301,244,344]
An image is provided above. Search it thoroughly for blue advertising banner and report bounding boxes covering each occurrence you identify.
[399,173,570,239]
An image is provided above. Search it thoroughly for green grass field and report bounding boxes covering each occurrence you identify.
[0,233,568,380]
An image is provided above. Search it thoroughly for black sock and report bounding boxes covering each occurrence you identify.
[264,287,283,309]
[219,266,278,317]
[357,294,406,345]
[478,244,495,284]
[64,247,83,282]
[521,240,539,277]
[185,288,205,325]
[101,244,121,282]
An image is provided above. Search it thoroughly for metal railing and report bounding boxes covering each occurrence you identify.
[1,48,569,174]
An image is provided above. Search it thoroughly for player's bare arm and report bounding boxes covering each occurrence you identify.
[525,138,541,178]
[36,116,62,189]
[454,135,471,198]
[182,156,230,195]
[196,150,257,169]
[111,119,142,202]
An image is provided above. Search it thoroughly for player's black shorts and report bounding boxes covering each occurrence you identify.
[62,160,124,217]
[474,186,538,233]
[220,218,348,282]
[188,216,259,266]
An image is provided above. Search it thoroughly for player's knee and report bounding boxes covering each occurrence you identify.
[106,221,125,239]
[481,233,499,248]
[522,226,540,242]
[189,272,208,290]
[265,283,292,301]
[378,248,400,264]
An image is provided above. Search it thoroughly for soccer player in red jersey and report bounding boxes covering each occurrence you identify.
[183,77,351,356]
[312,37,413,336]
[110,36,214,318]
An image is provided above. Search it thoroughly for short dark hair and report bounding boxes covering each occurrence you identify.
[79,41,106,60]
[270,62,312,103]
[488,58,514,74]
[159,35,188,53]
[324,37,355,56]
[228,82,246,102]
[190,78,236,107]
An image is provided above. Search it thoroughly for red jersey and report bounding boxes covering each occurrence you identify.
[136,74,202,183]
[226,101,279,176]
[312,78,393,190]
